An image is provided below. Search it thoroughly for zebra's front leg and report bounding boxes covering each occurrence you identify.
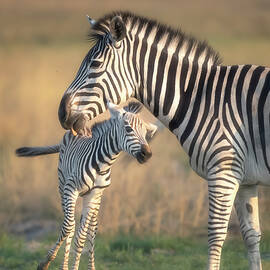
[234,185,262,270]
[207,175,239,270]
[37,189,79,270]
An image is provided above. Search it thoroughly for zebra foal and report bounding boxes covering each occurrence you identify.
[16,101,157,270]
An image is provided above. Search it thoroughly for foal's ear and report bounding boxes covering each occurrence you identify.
[86,15,96,28]
[109,16,126,43]
[146,123,158,140]
[107,102,124,119]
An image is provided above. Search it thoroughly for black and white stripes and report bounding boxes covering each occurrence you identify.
[17,102,156,270]
[56,11,270,269]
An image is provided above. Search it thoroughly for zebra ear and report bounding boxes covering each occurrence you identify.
[123,102,143,114]
[107,102,124,119]
[109,16,126,43]
[146,123,158,140]
[86,15,96,28]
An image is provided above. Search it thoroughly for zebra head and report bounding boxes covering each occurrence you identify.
[59,13,136,135]
[107,101,157,164]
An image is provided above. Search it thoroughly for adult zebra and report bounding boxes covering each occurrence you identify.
[58,11,270,270]
[17,102,156,270]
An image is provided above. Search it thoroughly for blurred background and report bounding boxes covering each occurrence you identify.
[1,0,270,241]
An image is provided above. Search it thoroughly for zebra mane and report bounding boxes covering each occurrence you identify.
[89,11,222,66]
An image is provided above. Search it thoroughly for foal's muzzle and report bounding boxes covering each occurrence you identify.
[136,144,152,164]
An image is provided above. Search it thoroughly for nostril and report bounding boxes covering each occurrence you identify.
[141,144,152,158]
[141,149,146,157]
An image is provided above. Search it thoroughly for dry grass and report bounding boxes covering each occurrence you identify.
[1,0,270,236]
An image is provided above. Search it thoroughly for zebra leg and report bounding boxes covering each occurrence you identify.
[234,185,262,270]
[87,212,99,270]
[58,182,75,270]
[61,225,75,269]
[72,188,104,270]
[87,189,104,270]
[207,174,239,270]
[37,189,79,270]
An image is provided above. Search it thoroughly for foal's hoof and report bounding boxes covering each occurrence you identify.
[37,261,49,270]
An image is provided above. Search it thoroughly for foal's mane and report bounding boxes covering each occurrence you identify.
[90,118,117,138]
[91,102,142,137]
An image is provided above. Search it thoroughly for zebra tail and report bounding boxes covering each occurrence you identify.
[15,144,60,157]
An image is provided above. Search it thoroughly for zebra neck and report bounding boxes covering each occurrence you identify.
[92,119,122,159]
[127,26,218,135]
[133,44,217,133]
[129,40,227,158]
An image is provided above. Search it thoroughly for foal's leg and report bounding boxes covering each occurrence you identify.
[234,185,262,270]
[87,189,103,270]
[61,225,75,269]
[37,188,79,270]
[71,188,104,270]
[59,183,76,270]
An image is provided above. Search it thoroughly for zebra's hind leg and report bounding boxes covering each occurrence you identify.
[87,208,100,270]
[61,225,75,269]
[37,189,79,270]
[87,189,104,270]
[207,173,240,270]
[234,185,262,270]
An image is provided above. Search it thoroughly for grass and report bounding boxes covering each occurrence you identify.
[1,232,270,270]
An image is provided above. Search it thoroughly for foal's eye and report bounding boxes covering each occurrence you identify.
[125,126,133,133]
[91,60,102,68]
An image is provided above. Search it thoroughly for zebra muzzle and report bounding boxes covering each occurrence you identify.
[136,144,152,163]
[71,115,92,137]
[71,127,78,136]
[71,113,89,136]
[71,126,92,137]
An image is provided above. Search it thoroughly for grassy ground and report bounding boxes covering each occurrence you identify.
[1,232,270,270]
[1,2,270,269]
[1,0,270,259]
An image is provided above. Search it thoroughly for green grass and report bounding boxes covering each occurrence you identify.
[1,233,270,270]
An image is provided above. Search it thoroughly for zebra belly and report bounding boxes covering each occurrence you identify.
[243,159,270,186]
[190,160,270,186]
[188,149,270,186]
[242,140,270,185]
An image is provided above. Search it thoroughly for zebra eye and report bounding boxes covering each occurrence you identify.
[125,126,133,133]
[91,60,102,68]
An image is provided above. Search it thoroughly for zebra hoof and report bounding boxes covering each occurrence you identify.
[37,261,49,270]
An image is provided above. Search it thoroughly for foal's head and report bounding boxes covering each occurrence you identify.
[108,102,157,164]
